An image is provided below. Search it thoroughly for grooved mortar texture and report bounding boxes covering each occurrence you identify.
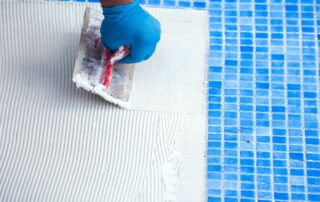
[0,2,208,202]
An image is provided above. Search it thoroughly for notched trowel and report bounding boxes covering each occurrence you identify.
[73,7,135,108]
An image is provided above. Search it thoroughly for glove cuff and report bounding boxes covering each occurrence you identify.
[102,1,138,15]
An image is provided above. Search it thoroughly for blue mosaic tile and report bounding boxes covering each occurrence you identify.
[208,0,320,201]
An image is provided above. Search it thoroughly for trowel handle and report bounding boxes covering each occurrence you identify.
[103,46,130,87]
[110,46,130,64]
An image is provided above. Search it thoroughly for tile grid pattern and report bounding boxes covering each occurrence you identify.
[208,0,320,201]
[51,0,320,201]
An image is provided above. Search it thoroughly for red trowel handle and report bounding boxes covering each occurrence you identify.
[102,46,130,87]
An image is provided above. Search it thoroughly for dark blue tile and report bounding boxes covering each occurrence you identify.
[257,152,270,159]
[272,106,285,113]
[225,11,237,17]
[241,159,254,166]
[289,153,304,161]
[208,133,222,141]
[302,13,313,18]
[193,1,206,8]
[210,31,222,37]
[274,192,289,200]
[148,0,160,5]
[273,160,287,167]
[240,46,253,52]
[292,194,306,201]
[256,105,269,112]
[256,33,268,39]
[225,17,237,24]
[208,111,222,118]
[307,170,320,177]
[307,177,320,185]
[307,162,320,169]
[306,138,320,145]
[256,82,269,89]
[285,5,298,11]
[208,197,222,202]
[308,194,320,201]
[225,60,238,66]
[225,142,238,149]
[241,174,255,182]
[224,127,237,135]
[304,92,317,99]
[273,136,286,144]
[208,165,222,172]
[271,54,284,61]
[178,1,191,8]
[241,190,255,198]
[287,84,301,90]
[255,4,267,10]
[305,130,319,137]
[208,141,222,148]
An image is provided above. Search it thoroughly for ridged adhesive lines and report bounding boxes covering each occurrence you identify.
[0,2,185,202]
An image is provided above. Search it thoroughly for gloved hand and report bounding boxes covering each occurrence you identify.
[100,1,161,64]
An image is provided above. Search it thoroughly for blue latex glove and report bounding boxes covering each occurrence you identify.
[100,1,161,64]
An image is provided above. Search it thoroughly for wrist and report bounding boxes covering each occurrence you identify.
[100,0,134,7]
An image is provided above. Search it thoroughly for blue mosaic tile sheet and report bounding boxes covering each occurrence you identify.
[208,0,320,201]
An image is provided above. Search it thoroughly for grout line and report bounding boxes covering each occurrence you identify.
[267,1,275,201]
[298,2,309,201]
[221,1,225,200]
[252,1,258,201]
[283,1,292,201]
[236,0,241,200]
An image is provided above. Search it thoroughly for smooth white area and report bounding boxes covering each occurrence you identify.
[0,1,208,202]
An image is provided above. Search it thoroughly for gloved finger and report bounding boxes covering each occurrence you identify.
[119,40,158,64]
[100,36,129,51]
[144,41,159,60]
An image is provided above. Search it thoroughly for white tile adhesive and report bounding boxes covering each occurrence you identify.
[0,1,208,202]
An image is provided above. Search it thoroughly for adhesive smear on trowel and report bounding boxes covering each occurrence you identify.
[73,7,135,108]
